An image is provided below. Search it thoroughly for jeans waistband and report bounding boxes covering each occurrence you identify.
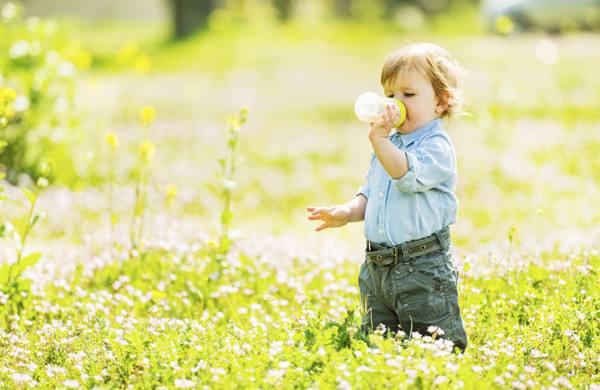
[365,226,450,266]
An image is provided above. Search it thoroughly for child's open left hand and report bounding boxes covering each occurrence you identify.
[306,205,351,231]
[369,104,400,140]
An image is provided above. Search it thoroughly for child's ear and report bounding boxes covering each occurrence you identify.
[435,90,450,114]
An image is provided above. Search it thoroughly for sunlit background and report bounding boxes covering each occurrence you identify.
[1,0,600,272]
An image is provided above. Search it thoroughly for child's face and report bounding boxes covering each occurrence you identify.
[383,68,446,133]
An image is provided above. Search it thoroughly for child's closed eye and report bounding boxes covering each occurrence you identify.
[403,93,415,98]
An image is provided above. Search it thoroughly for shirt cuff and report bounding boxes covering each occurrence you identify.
[356,184,370,199]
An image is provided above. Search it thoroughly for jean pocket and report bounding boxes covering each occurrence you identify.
[415,255,457,292]
[391,267,451,323]
[406,293,451,323]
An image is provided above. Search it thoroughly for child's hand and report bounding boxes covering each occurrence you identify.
[306,205,351,232]
[369,104,400,140]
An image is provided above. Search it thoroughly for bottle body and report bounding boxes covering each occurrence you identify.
[354,92,406,128]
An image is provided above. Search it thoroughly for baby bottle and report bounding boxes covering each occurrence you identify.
[354,92,406,128]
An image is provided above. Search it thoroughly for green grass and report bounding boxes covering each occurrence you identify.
[0,245,597,387]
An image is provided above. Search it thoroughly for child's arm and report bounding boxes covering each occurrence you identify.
[307,194,367,232]
[368,104,409,180]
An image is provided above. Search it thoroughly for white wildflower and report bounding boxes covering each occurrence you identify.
[174,379,195,388]
[471,365,483,373]
[62,379,80,388]
[511,381,526,390]
[427,325,445,336]
[433,376,448,385]
[12,373,33,384]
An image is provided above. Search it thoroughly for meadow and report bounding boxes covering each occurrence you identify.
[0,3,599,388]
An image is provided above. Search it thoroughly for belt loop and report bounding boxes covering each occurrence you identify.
[434,229,446,250]
[392,247,398,264]
[400,243,409,262]
[367,240,371,252]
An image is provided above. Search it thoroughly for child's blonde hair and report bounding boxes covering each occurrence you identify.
[380,42,465,118]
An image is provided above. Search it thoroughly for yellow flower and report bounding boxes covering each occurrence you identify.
[239,107,249,125]
[205,239,219,249]
[104,132,119,149]
[139,140,155,162]
[227,115,240,129]
[495,15,514,35]
[139,105,156,127]
[3,105,15,119]
[165,184,177,206]
[71,48,92,70]
[1,88,17,102]
[117,41,139,65]
[134,54,152,73]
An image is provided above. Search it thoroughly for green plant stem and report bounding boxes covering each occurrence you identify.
[108,150,115,249]
[7,188,38,285]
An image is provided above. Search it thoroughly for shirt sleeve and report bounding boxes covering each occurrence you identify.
[356,182,370,199]
[392,135,455,193]
[355,153,376,199]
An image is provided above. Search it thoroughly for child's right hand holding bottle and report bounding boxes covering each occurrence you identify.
[306,205,351,231]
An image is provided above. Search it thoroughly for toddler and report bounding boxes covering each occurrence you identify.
[307,42,468,353]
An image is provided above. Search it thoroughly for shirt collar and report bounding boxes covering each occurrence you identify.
[391,118,442,146]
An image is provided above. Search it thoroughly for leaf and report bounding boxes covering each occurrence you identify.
[30,211,45,228]
[21,188,36,205]
[12,252,41,277]
[0,262,11,284]
[18,278,31,292]
[31,214,40,228]
[21,252,41,268]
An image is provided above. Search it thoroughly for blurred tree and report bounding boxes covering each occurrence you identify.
[329,0,468,19]
[169,0,217,39]
[383,0,452,17]
[332,0,352,18]
[272,0,294,21]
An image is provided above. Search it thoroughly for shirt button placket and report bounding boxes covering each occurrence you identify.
[378,188,385,238]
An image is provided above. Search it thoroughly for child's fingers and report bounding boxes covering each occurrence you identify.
[318,207,334,215]
[387,104,399,118]
[315,222,328,232]
[385,105,396,124]
[370,117,385,129]
[307,214,323,221]
[307,206,325,215]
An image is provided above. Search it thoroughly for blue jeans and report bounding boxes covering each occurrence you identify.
[358,236,468,352]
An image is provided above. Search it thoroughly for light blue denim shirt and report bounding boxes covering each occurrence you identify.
[356,118,457,245]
